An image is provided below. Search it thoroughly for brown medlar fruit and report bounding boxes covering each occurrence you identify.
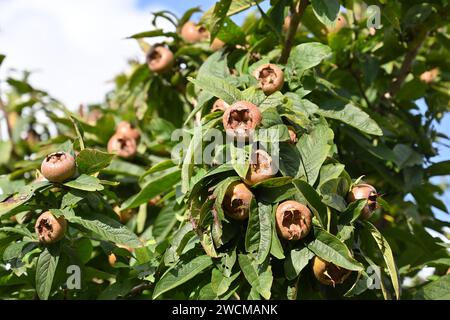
[35,211,67,244]
[312,256,351,286]
[211,99,230,112]
[288,127,298,144]
[223,101,262,140]
[210,38,225,51]
[180,21,209,43]
[253,63,284,95]
[222,182,253,220]
[146,45,174,73]
[41,152,76,183]
[245,150,276,185]
[108,244,134,266]
[107,133,137,159]
[116,121,140,141]
[327,15,347,33]
[420,68,439,84]
[275,200,312,240]
[347,183,378,220]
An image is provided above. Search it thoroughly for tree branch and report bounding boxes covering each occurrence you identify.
[388,29,429,97]
[278,0,309,64]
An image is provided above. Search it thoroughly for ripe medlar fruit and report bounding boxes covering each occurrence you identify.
[275,200,312,240]
[253,63,284,95]
[222,182,253,220]
[210,38,225,51]
[327,15,347,33]
[41,152,76,183]
[35,211,67,244]
[211,99,229,112]
[288,127,298,144]
[245,150,276,185]
[180,21,209,43]
[108,244,134,266]
[116,121,140,141]
[312,256,351,287]
[347,183,378,220]
[222,101,262,140]
[420,68,439,84]
[146,45,174,73]
[107,133,137,159]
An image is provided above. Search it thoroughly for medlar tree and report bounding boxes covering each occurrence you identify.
[0,0,449,300]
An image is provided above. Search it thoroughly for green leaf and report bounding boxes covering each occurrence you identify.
[0,141,13,165]
[36,247,60,300]
[0,54,5,67]
[317,102,383,136]
[67,214,141,248]
[365,222,400,300]
[140,160,176,181]
[311,0,340,28]
[413,275,450,300]
[284,246,314,280]
[245,202,272,263]
[292,179,327,227]
[230,144,249,179]
[393,144,423,169]
[318,163,345,187]
[307,228,364,271]
[64,174,104,191]
[209,0,232,41]
[211,269,240,296]
[238,254,272,300]
[127,29,178,39]
[121,170,181,209]
[426,160,450,177]
[188,75,243,105]
[286,43,331,88]
[153,255,213,299]
[103,159,146,177]
[297,121,334,185]
[201,0,264,25]
[76,148,114,175]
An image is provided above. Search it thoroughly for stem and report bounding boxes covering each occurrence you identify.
[278,0,309,64]
[349,67,372,108]
[388,29,429,97]
[0,94,13,140]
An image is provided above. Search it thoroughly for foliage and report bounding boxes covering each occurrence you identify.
[0,0,449,300]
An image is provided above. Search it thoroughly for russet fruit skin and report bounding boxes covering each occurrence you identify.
[210,38,225,51]
[181,21,209,43]
[222,101,262,140]
[41,152,76,183]
[327,15,347,33]
[35,211,67,244]
[420,68,439,84]
[222,182,253,220]
[245,150,276,185]
[211,99,230,112]
[253,63,284,95]
[288,127,298,144]
[147,45,174,73]
[107,133,137,159]
[312,256,351,286]
[116,121,141,141]
[347,183,378,220]
[275,200,312,240]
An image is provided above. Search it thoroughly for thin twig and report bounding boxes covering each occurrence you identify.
[278,0,309,64]
[388,29,429,97]
[349,67,372,108]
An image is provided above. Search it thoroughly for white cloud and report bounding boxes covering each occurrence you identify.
[0,0,173,109]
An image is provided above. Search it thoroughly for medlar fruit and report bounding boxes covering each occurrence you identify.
[41,152,76,183]
[347,183,378,220]
[253,63,284,95]
[222,101,262,140]
[275,200,312,240]
[211,99,229,112]
[180,21,209,43]
[210,38,225,51]
[108,244,134,266]
[222,182,253,220]
[312,256,351,286]
[420,68,439,84]
[107,133,137,159]
[288,127,298,144]
[116,121,140,141]
[35,211,67,244]
[245,150,276,185]
[146,45,174,73]
[327,15,347,33]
